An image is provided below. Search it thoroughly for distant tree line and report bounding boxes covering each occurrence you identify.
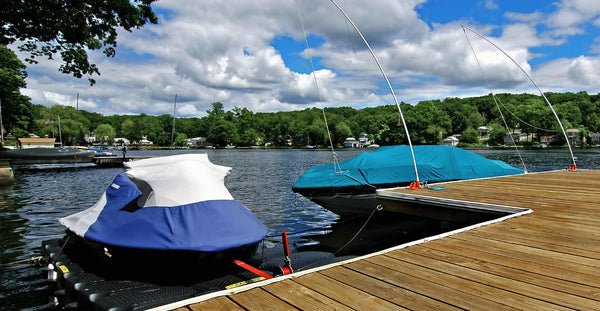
[1,91,598,148]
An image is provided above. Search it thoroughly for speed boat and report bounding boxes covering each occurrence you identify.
[292,145,524,216]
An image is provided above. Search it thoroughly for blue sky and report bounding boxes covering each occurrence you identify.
[271,35,327,74]
[16,0,600,117]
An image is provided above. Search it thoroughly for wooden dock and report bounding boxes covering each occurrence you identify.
[156,170,600,310]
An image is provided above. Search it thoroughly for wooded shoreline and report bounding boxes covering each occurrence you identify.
[5,92,599,149]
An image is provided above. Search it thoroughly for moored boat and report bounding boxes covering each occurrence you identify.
[292,145,524,216]
[41,153,271,309]
[40,153,359,310]
[0,147,95,164]
[57,154,268,280]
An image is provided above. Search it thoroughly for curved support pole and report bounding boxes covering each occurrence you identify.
[330,0,420,185]
[462,24,577,170]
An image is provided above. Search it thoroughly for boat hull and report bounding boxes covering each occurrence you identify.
[61,231,262,284]
[305,192,380,216]
[306,188,515,223]
[41,236,354,310]
[0,148,95,164]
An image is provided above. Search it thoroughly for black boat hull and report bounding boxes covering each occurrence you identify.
[0,148,95,164]
[61,231,262,285]
[42,236,354,310]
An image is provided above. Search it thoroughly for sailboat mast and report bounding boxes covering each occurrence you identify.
[57,114,63,147]
[329,0,421,185]
[171,94,177,148]
[75,93,79,146]
[0,99,3,144]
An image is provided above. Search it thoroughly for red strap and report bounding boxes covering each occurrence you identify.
[282,231,290,257]
[280,266,292,275]
[234,260,273,279]
[281,231,293,275]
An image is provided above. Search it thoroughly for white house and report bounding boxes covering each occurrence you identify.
[84,132,96,144]
[187,137,207,147]
[138,136,153,146]
[358,133,374,147]
[590,132,600,145]
[343,137,360,148]
[566,129,581,143]
[113,138,130,146]
[504,132,528,145]
[441,136,459,146]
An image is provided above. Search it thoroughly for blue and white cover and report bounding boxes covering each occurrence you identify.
[60,154,267,252]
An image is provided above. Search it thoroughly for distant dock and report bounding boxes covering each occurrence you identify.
[93,155,155,167]
[156,170,600,310]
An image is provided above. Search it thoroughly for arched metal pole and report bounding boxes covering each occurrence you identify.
[330,0,421,185]
[462,24,577,170]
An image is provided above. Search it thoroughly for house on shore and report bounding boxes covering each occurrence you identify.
[441,136,459,147]
[344,133,375,148]
[18,137,55,149]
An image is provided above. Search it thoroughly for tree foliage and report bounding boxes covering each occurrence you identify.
[6,92,599,148]
[0,45,32,137]
[1,0,158,84]
[94,123,116,143]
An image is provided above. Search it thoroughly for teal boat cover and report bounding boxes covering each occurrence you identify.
[292,145,524,195]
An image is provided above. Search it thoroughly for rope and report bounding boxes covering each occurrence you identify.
[58,234,71,256]
[330,0,420,184]
[337,171,377,189]
[334,205,382,255]
[265,205,381,240]
[3,235,71,268]
[1,256,43,267]
[462,26,528,173]
[295,0,341,173]
[462,24,577,169]
[495,96,558,133]
[423,181,446,190]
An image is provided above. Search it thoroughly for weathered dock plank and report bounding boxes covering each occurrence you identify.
[159,170,600,311]
[389,248,596,309]
[293,272,406,310]
[405,245,600,307]
[263,279,353,310]
[229,288,297,310]
[345,259,518,310]
[188,297,242,311]
[319,266,462,310]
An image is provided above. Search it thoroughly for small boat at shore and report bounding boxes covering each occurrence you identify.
[0,147,95,164]
[57,154,268,281]
[42,153,353,309]
[292,145,524,216]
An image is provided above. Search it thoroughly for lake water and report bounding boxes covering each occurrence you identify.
[1,147,598,310]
